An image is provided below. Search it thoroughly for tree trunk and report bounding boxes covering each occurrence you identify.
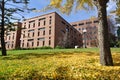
[97,0,113,66]
[1,0,7,56]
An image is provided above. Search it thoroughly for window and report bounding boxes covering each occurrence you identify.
[38,31,40,36]
[33,23,35,27]
[22,40,24,47]
[72,24,77,27]
[28,33,30,37]
[43,21,46,26]
[61,21,65,25]
[23,34,25,38]
[66,27,69,32]
[49,27,51,35]
[24,23,26,28]
[43,30,45,35]
[22,43,24,47]
[29,24,30,28]
[8,45,9,48]
[67,25,69,27]
[38,38,45,41]
[86,21,92,24]
[43,41,45,46]
[12,35,14,39]
[61,30,65,33]
[28,39,34,41]
[32,42,34,46]
[7,33,10,35]
[79,23,84,26]
[11,44,13,48]
[29,20,35,23]
[38,27,45,30]
[32,32,34,37]
[37,41,39,46]
[49,40,51,45]
[49,30,51,35]
[49,20,51,24]
[94,20,99,23]
[28,29,34,32]
[29,20,35,28]
[39,18,45,21]
[38,22,40,26]
[9,36,11,40]
[27,43,29,47]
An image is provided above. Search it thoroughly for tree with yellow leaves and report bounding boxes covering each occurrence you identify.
[116,0,120,23]
[46,0,114,66]
[116,0,120,16]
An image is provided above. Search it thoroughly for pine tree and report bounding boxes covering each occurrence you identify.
[0,0,34,56]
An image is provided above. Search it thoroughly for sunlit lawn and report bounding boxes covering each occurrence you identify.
[0,48,120,80]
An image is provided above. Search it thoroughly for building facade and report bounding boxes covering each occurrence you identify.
[20,12,82,48]
[1,12,115,49]
[4,22,22,49]
[71,18,115,48]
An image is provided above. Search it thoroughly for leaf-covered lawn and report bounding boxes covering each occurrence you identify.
[0,48,120,80]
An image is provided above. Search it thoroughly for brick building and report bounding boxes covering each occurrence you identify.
[4,22,22,49]
[71,18,115,48]
[0,12,115,49]
[20,12,82,48]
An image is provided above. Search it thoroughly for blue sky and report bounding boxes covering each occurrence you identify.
[22,0,116,23]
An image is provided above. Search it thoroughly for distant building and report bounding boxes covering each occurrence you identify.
[4,22,22,49]
[20,12,82,48]
[0,12,115,49]
[71,18,115,48]
[71,18,99,47]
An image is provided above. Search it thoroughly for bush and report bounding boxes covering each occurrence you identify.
[116,41,120,47]
[55,46,64,49]
[13,46,53,50]
[38,46,53,49]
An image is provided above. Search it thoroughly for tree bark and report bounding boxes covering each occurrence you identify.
[1,0,7,56]
[96,0,113,66]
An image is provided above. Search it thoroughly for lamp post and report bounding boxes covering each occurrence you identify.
[83,29,87,48]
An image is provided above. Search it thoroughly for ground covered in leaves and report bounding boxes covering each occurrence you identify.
[0,48,120,80]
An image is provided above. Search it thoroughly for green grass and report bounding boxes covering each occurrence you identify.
[1,48,97,55]
[0,48,120,80]
[1,48,119,55]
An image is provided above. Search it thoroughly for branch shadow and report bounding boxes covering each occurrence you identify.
[113,59,120,66]
[0,52,74,60]
[114,62,120,66]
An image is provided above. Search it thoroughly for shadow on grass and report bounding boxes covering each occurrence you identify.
[0,51,101,60]
[0,52,75,60]
[113,59,120,66]
[83,52,99,56]
[114,62,120,66]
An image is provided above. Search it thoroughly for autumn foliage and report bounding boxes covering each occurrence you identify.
[0,49,120,79]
